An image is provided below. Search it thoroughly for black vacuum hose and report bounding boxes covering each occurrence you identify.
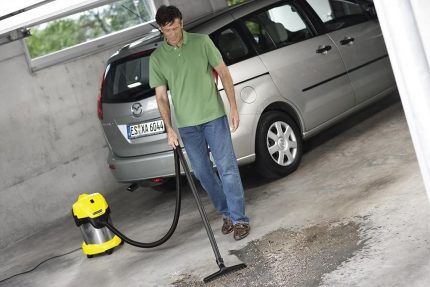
[103,148,182,248]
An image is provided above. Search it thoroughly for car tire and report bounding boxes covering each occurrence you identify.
[255,111,303,179]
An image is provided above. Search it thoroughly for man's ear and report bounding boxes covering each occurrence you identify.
[156,23,163,33]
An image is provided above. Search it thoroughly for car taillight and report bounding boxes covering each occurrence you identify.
[213,69,219,85]
[151,177,164,183]
[97,94,103,120]
[97,71,105,120]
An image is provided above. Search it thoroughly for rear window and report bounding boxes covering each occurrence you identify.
[102,51,155,103]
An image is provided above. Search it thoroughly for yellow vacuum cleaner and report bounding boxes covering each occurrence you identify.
[72,147,246,282]
[72,193,122,258]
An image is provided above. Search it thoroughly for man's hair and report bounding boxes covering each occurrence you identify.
[155,5,182,27]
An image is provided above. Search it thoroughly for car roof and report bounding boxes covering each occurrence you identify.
[106,0,264,64]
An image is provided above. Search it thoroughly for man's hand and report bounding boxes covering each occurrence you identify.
[167,128,179,149]
[230,107,240,133]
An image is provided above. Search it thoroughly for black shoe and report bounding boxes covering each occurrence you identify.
[233,223,250,240]
[222,218,234,235]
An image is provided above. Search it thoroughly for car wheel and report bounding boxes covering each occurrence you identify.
[255,111,303,179]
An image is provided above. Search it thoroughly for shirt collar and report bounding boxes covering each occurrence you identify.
[163,29,188,51]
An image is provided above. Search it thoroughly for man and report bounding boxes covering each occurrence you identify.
[149,5,250,240]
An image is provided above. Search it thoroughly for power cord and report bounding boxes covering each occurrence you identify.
[0,247,82,284]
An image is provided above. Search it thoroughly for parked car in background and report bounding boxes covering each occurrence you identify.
[97,0,395,186]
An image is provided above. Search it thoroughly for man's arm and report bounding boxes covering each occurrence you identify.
[155,85,179,149]
[214,60,239,132]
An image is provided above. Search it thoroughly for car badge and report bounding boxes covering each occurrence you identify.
[131,102,143,117]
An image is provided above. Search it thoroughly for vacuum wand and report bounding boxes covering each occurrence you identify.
[175,147,246,283]
[176,147,223,264]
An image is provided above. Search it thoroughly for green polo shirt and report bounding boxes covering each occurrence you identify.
[149,30,225,128]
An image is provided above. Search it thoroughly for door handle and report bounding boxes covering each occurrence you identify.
[340,37,355,45]
[316,45,332,54]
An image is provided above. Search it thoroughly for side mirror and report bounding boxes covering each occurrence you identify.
[367,6,377,19]
[361,1,378,19]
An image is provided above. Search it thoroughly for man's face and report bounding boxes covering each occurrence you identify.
[160,18,183,46]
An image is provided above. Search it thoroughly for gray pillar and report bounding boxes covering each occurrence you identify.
[373,0,430,195]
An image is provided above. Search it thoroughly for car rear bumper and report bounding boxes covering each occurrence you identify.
[107,149,182,182]
[107,147,256,183]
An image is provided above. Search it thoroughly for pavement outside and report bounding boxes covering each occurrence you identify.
[1,93,430,287]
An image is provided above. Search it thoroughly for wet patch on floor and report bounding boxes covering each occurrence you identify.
[171,220,366,287]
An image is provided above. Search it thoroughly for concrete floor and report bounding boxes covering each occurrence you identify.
[1,93,430,287]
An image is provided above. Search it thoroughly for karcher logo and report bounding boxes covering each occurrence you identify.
[93,209,103,216]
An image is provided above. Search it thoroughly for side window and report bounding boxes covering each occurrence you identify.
[241,3,312,54]
[211,27,251,66]
[307,0,369,32]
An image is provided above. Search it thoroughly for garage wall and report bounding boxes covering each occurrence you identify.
[0,0,227,249]
[0,40,123,250]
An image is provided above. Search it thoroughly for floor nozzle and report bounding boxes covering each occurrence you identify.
[204,263,247,283]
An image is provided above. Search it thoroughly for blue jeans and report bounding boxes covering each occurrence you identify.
[179,115,249,224]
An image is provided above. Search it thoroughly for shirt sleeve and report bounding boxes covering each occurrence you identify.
[149,54,167,88]
[204,35,223,68]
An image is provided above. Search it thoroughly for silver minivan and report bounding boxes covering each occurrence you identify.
[98,0,395,184]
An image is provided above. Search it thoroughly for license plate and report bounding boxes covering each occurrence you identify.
[127,119,165,139]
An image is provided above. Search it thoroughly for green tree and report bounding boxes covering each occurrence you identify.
[26,19,86,58]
